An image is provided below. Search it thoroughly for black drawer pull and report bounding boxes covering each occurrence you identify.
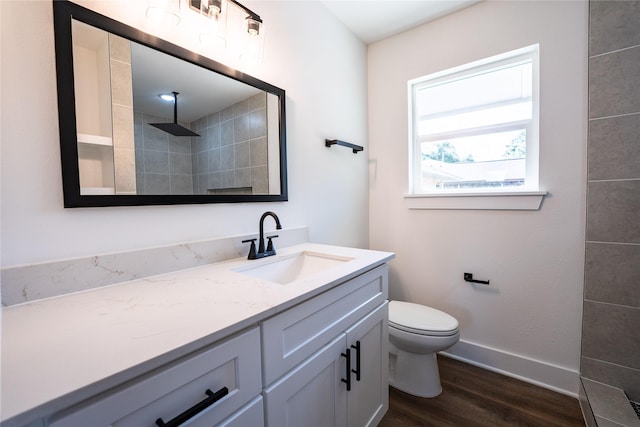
[155,386,229,427]
[341,348,352,391]
[351,341,361,381]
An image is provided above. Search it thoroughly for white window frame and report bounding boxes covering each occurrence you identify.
[406,45,546,210]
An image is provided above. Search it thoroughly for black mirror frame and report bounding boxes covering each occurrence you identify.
[53,0,287,208]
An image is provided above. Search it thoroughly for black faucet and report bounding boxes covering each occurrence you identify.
[242,211,282,260]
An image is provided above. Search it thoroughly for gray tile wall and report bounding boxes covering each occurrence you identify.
[190,93,269,195]
[134,112,194,195]
[133,94,268,195]
[582,0,640,402]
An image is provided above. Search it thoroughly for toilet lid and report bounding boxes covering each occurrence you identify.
[389,300,459,335]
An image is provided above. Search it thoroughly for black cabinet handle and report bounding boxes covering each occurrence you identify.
[341,348,352,391]
[351,341,361,381]
[155,386,228,427]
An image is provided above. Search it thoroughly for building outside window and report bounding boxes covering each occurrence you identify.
[408,44,539,194]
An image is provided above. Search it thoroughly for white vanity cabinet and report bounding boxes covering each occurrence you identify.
[2,244,394,427]
[262,265,389,427]
[48,327,263,427]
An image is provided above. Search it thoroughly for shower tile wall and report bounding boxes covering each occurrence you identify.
[191,92,269,195]
[133,93,268,195]
[582,0,640,402]
[134,113,194,195]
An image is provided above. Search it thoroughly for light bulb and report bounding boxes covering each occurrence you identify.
[246,17,261,36]
[208,0,222,16]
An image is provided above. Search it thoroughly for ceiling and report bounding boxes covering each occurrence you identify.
[130,42,260,122]
[321,0,480,44]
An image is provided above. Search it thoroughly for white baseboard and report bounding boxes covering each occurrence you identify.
[441,339,580,398]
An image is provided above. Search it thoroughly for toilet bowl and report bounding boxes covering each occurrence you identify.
[388,300,460,398]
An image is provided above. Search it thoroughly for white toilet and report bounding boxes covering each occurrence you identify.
[388,300,460,398]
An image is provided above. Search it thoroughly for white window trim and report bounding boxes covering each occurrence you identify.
[407,44,544,210]
[404,190,547,211]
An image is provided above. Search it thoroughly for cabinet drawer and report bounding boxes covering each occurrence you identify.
[50,327,261,427]
[262,264,388,385]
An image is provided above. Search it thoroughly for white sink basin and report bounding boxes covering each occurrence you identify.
[233,251,354,285]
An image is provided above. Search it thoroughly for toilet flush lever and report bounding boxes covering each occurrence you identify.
[464,273,490,285]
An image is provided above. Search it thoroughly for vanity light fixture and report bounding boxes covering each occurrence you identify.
[189,0,264,62]
[190,0,262,35]
[144,0,265,62]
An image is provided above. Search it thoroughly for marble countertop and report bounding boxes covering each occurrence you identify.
[1,243,394,426]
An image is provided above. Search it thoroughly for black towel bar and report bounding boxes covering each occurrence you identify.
[325,139,363,154]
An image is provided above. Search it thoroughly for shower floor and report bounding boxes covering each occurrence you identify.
[631,400,640,420]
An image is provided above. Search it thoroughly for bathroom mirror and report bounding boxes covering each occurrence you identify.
[53,1,287,207]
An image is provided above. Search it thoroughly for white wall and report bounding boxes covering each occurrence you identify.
[368,1,588,395]
[0,1,369,268]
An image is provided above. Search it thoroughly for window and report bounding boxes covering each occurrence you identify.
[408,45,539,195]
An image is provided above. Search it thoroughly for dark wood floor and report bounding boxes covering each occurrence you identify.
[379,355,585,427]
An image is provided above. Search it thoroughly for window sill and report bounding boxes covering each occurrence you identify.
[404,190,547,211]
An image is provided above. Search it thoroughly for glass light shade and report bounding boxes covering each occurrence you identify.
[207,0,222,16]
[240,21,264,64]
[146,0,181,26]
[199,0,227,47]
[246,17,261,36]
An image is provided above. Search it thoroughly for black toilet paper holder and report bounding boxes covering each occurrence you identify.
[464,273,490,285]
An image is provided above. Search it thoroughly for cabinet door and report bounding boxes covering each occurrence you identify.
[263,335,348,427]
[345,303,389,427]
